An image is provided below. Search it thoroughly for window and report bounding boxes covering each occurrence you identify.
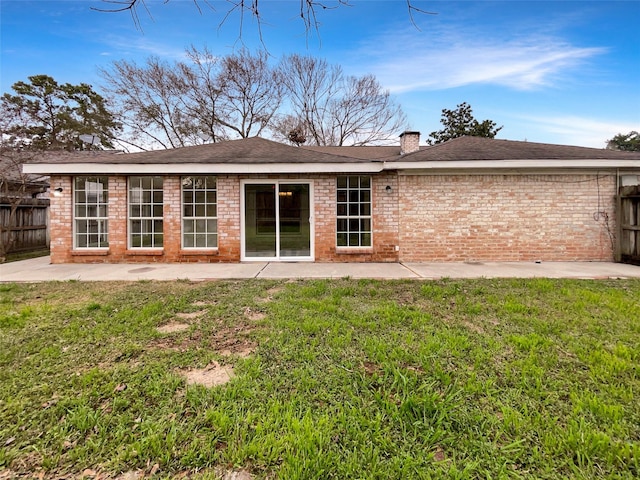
[336,175,372,247]
[182,176,218,248]
[129,176,163,248]
[74,176,108,248]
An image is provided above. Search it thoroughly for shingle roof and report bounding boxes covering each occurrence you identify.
[300,145,401,159]
[391,136,640,162]
[27,137,377,165]
[22,135,640,175]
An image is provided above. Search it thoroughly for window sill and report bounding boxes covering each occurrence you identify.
[126,249,164,256]
[335,247,374,255]
[181,249,219,256]
[72,249,109,256]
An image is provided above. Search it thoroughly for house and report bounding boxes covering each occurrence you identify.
[22,132,640,264]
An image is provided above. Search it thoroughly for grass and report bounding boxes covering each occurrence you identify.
[0,278,639,479]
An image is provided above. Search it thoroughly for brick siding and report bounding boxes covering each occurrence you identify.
[49,172,616,264]
[398,173,616,262]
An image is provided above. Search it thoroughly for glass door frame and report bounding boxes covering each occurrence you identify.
[240,179,314,262]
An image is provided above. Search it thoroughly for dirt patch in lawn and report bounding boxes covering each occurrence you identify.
[243,307,266,321]
[182,361,234,387]
[257,286,284,303]
[151,320,257,358]
[156,322,191,334]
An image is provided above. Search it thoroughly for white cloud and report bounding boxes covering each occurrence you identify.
[100,35,189,61]
[354,28,607,93]
[513,114,639,148]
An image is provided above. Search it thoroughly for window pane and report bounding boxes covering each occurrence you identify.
[74,176,109,249]
[153,191,163,203]
[207,234,217,248]
[335,175,371,248]
[153,205,163,217]
[182,176,217,249]
[153,177,163,189]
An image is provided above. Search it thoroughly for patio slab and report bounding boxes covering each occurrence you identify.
[1,256,639,282]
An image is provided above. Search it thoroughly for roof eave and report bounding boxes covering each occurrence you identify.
[23,162,384,175]
[384,159,640,170]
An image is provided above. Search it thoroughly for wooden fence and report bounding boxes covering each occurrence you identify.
[616,185,640,265]
[0,197,49,254]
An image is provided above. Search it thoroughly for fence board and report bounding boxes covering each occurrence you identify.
[617,186,640,265]
[0,198,50,254]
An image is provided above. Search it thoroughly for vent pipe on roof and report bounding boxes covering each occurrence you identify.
[400,131,420,155]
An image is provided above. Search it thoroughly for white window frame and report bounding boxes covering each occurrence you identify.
[181,175,218,249]
[336,175,372,248]
[73,176,109,249]
[128,176,163,249]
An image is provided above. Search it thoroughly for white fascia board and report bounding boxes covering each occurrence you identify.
[385,159,640,171]
[24,162,384,175]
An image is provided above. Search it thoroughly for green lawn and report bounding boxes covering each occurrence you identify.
[1,278,639,479]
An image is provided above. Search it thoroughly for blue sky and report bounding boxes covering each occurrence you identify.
[1,0,639,148]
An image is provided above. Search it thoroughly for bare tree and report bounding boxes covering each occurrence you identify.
[100,57,217,150]
[100,48,285,149]
[215,49,284,138]
[279,54,406,146]
[93,1,435,39]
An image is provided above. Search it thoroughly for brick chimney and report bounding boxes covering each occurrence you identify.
[400,131,420,155]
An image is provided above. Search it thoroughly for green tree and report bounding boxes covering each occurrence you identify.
[0,75,121,151]
[606,131,640,151]
[427,102,502,145]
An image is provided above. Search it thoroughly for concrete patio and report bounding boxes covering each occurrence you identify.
[1,256,639,282]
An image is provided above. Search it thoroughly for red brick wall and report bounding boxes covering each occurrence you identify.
[49,172,616,264]
[398,173,616,262]
[49,173,399,264]
[314,173,399,262]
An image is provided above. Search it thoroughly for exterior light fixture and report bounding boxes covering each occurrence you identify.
[385,185,392,192]
[53,187,64,197]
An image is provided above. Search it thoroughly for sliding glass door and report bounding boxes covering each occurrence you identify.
[243,182,312,261]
